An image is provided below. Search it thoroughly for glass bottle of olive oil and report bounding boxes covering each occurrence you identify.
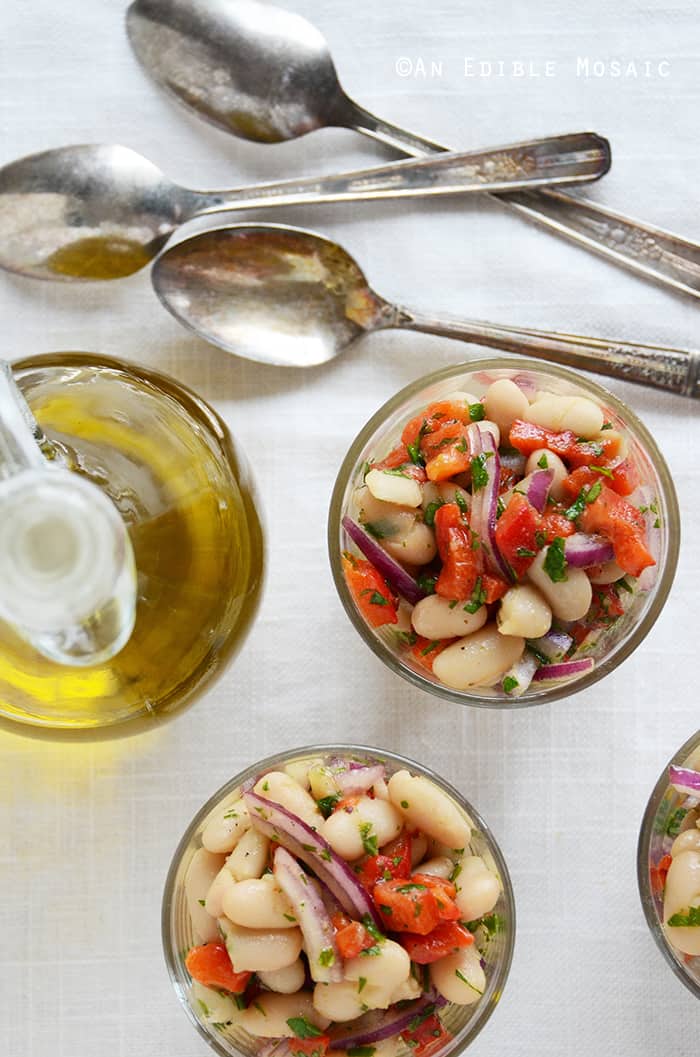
[1,353,263,730]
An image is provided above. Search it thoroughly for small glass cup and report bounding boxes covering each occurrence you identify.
[637,729,700,998]
[328,359,679,708]
[162,744,515,1057]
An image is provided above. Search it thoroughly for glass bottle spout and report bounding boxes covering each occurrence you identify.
[0,362,137,665]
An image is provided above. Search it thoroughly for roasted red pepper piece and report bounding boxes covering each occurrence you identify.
[373,877,441,935]
[579,485,655,578]
[494,493,542,579]
[400,921,474,963]
[433,503,479,600]
[185,943,252,993]
[342,553,399,627]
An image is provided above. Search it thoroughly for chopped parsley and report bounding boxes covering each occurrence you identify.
[502,675,519,693]
[469,402,485,422]
[359,945,382,957]
[666,808,688,837]
[537,453,549,469]
[394,629,418,648]
[357,977,368,993]
[401,799,409,808]
[359,822,378,857]
[416,572,437,596]
[455,436,468,454]
[382,467,410,478]
[591,465,613,478]
[318,948,335,968]
[424,499,445,527]
[287,1017,324,1039]
[396,882,428,893]
[543,537,568,583]
[601,421,613,430]
[407,420,428,467]
[470,454,489,492]
[198,898,206,906]
[464,576,487,614]
[454,490,469,516]
[449,861,462,884]
[361,915,385,942]
[363,521,387,540]
[455,968,483,994]
[564,480,602,521]
[347,1047,376,1056]
[667,906,700,927]
[283,913,298,923]
[420,640,443,657]
[317,794,341,818]
[515,547,536,558]
[361,589,390,607]
[616,577,633,594]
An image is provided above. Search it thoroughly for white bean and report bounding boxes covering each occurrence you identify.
[222,874,297,929]
[308,764,341,801]
[365,468,422,509]
[389,975,422,1003]
[255,772,322,830]
[497,584,551,639]
[663,851,700,956]
[384,522,437,566]
[671,830,700,856]
[257,959,306,994]
[239,991,327,1037]
[524,448,568,500]
[185,849,226,943]
[416,855,455,879]
[454,855,501,921]
[191,981,242,1027]
[344,939,411,1005]
[527,549,592,621]
[356,486,417,540]
[323,795,403,861]
[411,594,488,640]
[430,945,486,1005]
[219,918,303,973]
[432,624,525,690]
[388,771,471,850]
[588,559,626,585]
[437,481,471,511]
[484,379,530,437]
[313,980,367,1022]
[205,865,238,919]
[284,758,321,790]
[226,828,270,882]
[202,799,251,854]
[526,392,603,438]
[441,388,482,407]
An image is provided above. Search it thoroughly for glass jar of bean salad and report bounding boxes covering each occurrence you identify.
[162,746,515,1057]
[638,729,700,998]
[328,359,679,707]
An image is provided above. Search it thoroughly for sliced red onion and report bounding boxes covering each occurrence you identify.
[524,469,554,513]
[273,847,342,983]
[527,630,573,662]
[342,516,425,606]
[669,765,700,798]
[328,993,448,1049]
[564,533,614,568]
[243,790,383,929]
[502,650,538,697]
[532,657,595,682]
[334,764,386,795]
[468,424,512,582]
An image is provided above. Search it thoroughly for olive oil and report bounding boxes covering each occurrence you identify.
[1,353,263,730]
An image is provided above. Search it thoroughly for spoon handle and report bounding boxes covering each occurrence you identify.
[192,134,609,215]
[395,306,700,397]
[344,101,700,300]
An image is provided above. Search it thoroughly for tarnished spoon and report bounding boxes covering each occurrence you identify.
[0,136,608,281]
[151,223,700,396]
[126,0,700,300]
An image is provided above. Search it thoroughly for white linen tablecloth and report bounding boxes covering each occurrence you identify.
[1,2,699,1054]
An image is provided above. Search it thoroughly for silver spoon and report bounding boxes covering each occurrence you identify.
[151,223,700,397]
[0,136,608,281]
[126,0,700,300]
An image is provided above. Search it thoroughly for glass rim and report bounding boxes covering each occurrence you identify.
[161,742,517,1057]
[636,728,700,999]
[327,357,680,709]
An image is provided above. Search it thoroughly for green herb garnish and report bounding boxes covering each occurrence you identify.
[502,675,519,693]
[464,576,487,614]
[424,499,445,527]
[667,906,700,927]
[287,1017,324,1039]
[469,402,485,422]
[471,454,489,492]
[359,822,378,857]
[537,453,549,469]
[318,948,335,968]
[361,914,385,942]
[543,537,568,583]
[317,794,341,818]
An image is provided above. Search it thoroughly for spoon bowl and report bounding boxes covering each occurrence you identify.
[152,224,379,366]
[0,145,188,280]
[127,0,349,143]
[152,223,700,396]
